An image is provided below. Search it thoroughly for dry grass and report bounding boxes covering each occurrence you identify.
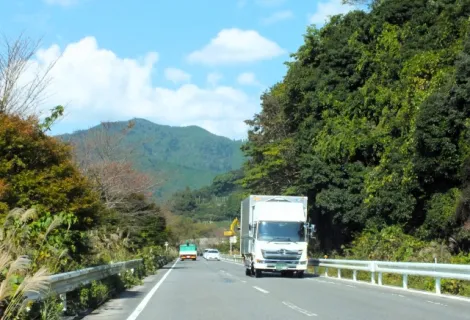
[0,254,51,320]
[0,208,54,319]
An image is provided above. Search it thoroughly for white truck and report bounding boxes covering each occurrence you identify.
[240,195,315,278]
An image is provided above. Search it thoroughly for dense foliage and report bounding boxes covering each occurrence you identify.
[0,114,101,271]
[239,0,470,255]
[0,113,178,318]
[58,118,244,199]
[168,169,244,222]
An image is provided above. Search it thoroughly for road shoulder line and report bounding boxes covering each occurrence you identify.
[125,259,179,320]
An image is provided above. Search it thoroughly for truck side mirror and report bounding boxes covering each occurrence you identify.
[309,224,316,238]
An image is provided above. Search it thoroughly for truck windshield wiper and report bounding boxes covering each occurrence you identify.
[268,237,296,243]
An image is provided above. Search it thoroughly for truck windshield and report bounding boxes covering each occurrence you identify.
[257,221,304,242]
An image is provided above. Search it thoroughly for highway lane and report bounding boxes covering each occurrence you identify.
[131,258,312,319]
[84,258,470,320]
[218,259,470,320]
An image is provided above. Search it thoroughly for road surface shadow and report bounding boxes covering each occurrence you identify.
[115,290,144,299]
[249,271,320,279]
[64,291,145,319]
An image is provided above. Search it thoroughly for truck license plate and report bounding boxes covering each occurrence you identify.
[276,263,287,270]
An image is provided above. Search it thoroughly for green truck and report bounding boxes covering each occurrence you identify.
[179,242,197,261]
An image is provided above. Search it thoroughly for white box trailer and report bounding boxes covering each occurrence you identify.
[240,195,314,278]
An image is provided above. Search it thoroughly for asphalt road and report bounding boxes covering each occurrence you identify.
[84,258,470,320]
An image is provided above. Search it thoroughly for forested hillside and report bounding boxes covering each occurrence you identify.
[197,0,470,263]
[168,169,244,222]
[57,118,244,199]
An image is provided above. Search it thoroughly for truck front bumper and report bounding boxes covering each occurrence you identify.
[252,260,308,271]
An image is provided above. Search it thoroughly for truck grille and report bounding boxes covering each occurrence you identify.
[261,249,302,260]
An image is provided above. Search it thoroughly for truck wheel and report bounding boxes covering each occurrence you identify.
[245,268,251,276]
[255,269,262,278]
[297,271,304,278]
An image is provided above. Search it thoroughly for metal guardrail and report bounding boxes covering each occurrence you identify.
[220,254,470,296]
[310,258,470,295]
[49,259,143,295]
[25,259,144,305]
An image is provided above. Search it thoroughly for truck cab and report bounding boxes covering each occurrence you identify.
[240,195,315,278]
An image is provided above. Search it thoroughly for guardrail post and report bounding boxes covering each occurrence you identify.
[370,262,376,284]
[402,274,408,289]
[314,265,319,275]
[325,267,329,277]
[378,272,383,286]
[353,270,357,281]
[60,293,67,312]
[338,268,341,279]
[435,277,441,295]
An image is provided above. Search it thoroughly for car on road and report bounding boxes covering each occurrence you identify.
[202,249,211,259]
[204,249,220,261]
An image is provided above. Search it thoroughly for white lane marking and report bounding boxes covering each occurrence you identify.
[219,269,245,283]
[219,259,244,266]
[312,279,327,283]
[241,280,247,283]
[220,271,234,277]
[282,301,317,317]
[426,300,447,307]
[346,284,355,288]
[253,286,269,294]
[126,259,178,320]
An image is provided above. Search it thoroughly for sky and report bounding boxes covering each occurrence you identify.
[0,0,363,140]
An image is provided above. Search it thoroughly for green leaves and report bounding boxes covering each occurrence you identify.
[237,0,470,253]
[39,105,64,133]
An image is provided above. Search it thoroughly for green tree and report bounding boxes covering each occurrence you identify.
[239,0,470,253]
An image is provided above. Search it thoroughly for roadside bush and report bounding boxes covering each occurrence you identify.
[313,226,470,297]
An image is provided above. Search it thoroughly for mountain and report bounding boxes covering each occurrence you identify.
[56,118,245,199]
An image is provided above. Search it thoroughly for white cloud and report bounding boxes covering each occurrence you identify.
[43,0,78,6]
[164,67,191,84]
[309,0,355,26]
[25,36,258,139]
[261,10,294,25]
[187,28,285,66]
[207,72,223,87]
[237,72,259,86]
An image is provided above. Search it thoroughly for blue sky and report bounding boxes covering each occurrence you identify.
[0,0,362,139]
